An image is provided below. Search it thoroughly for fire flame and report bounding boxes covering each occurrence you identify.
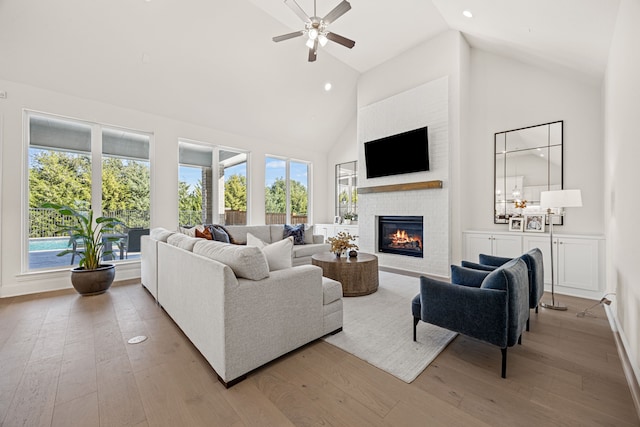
[389,229,422,250]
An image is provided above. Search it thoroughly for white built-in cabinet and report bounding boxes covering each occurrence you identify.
[464,233,522,259]
[463,231,605,300]
[314,224,360,246]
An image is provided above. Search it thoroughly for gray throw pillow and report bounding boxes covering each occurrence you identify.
[207,225,230,243]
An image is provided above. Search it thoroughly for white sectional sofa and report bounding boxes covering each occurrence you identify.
[140,227,343,387]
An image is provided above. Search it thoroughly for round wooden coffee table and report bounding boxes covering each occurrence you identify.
[312,252,379,297]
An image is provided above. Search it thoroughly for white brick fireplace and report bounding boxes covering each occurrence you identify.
[358,77,450,277]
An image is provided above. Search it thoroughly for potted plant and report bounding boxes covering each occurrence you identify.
[327,231,359,258]
[42,202,124,296]
[342,212,358,225]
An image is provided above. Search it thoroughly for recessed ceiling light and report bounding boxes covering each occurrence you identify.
[324,82,332,91]
[463,10,473,18]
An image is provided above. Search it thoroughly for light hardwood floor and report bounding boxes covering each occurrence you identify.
[0,280,638,427]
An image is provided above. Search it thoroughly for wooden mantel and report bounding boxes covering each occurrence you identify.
[358,180,443,194]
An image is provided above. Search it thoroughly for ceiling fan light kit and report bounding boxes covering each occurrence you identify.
[272,0,356,62]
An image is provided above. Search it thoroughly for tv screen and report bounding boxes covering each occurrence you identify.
[364,126,429,179]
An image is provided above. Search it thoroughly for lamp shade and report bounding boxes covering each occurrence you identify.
[540,189,583,209]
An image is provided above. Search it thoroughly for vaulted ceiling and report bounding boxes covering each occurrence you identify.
[0,0,620,153]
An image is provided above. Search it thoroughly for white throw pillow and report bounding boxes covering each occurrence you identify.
[177,224,204,238]
[247,232,293,271]
[192,240,270,281]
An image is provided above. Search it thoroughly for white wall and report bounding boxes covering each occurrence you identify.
[355,30,469,274]
[0,79,330,297]
[465,50,604,235]
[604,0,640,386]
[325,117,358,223]
[358,77,450,276]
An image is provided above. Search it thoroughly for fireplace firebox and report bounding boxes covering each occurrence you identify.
[378,216,423,258]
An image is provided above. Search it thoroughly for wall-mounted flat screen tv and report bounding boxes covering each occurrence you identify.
[364,126,429,179]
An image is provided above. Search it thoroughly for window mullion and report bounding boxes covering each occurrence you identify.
[285,159,291,224]
[91,125,102,217]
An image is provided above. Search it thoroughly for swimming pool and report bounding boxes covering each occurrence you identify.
[29,237,71,252]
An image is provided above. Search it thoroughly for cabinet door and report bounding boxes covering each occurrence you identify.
[492,234,522,258]
[523,235,553,284]
[557,238,600,291]
[314,224,332,241]
[464,233,493,262]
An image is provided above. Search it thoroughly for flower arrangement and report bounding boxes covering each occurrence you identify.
[327,231,359,256]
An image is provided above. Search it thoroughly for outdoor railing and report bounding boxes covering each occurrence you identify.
[30,208,309,238]
[29,208,150,238]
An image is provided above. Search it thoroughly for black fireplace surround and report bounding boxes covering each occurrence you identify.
[378,216,424,258]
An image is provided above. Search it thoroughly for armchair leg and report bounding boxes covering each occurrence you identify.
[535,305,539,314]
[526,317,530,332]
[501,348,507,378]
[413,317,419,342]
[518,334,522,345]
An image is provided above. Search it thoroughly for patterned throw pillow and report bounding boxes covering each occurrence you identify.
[283,224,305,245]
[195,228,213,240]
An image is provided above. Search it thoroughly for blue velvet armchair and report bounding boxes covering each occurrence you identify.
[461,248,544,331]
[412,258,530,378]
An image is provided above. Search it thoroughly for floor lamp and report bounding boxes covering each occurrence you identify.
[539,189,583,310]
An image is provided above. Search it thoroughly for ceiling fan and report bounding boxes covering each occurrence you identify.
[272,0,355,62]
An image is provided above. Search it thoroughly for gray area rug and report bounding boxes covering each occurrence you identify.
[323,270,457,383]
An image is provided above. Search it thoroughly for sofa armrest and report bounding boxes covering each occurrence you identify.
[419,275,508,348]
[223,265,325,379]
[312,234,324,244]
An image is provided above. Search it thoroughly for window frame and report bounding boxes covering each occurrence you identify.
[23,110,153,272]
[264,155,312,225]
[178,138,250,226]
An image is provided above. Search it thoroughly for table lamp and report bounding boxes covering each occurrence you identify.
[539,189,582,310]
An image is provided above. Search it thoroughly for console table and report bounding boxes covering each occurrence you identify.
[312,252,379,297]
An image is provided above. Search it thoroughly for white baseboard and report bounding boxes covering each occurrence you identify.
[605,304,640,420]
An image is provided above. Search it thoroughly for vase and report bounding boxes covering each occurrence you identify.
[70,264,115,296]
[334,251,343,258]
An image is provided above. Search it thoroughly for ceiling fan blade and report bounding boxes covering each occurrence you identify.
[308,39,318,62]
[272,30,305,42]
[326,32,355,49]
[285,0,310,23]
[322,0,351,25]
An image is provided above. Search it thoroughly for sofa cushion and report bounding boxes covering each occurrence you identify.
[193,240,270,280]
[150,227,175,242]
[283,224,305,245]
[304,225,315,244]
[167,233,200,251]
[247,233,293,271]
[322,277,343,305]
[293,243,331,258]
[480,264,511,290]
[224,225,272,245]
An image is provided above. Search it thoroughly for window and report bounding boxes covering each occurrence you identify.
[178,141,248,226]
[27,112,150,271]
[265,156,310,225]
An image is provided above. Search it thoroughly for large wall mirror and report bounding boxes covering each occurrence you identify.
[336,161,358,222]
[494,121,563,224]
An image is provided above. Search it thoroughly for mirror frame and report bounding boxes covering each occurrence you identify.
[494,120,564,225]
[336,161,358,221]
